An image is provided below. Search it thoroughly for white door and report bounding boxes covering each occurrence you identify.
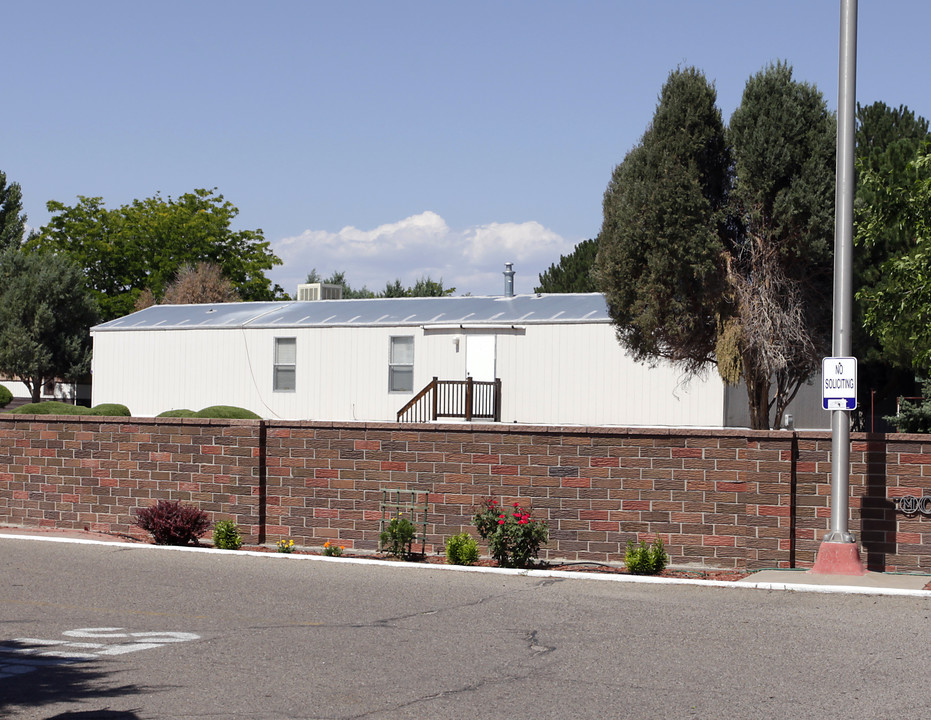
[466,335,496,381]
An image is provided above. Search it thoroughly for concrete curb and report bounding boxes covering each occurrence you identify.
[4,533,931,598]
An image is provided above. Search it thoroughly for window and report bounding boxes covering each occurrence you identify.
[274,337,296,392]
[389,336,414,392]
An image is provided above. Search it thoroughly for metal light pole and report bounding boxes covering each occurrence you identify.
[812,0,864,573]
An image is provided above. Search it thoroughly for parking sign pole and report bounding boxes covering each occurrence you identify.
[819,0,859,555]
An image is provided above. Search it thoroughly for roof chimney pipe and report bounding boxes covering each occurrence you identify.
[503,262,515,297]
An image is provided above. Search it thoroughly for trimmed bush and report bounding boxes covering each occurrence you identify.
[194,405,261,419]
[445,533,479,565]
[212,519,243,550]
[156,406,260,419]
[0,385,12,408]
[133,500,210,546]
[157,409,196,417]
[89,403,132,416]
[7,401,131,416]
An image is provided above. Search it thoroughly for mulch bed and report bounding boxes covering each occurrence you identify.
[216,542,753,582]
[9,527,930,588]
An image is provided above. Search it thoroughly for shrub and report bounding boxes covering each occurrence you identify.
[473,498,548,569]
[7,401,131,416]
[212,519,243,550]
[133,500,210,546]
[0,385,12,408]
[194,406,261,419]
[380,516,417,559]
[9,401,87,415]
[625,536,668,575]
[89,403,132,416]
[886,379,931,433]
[445,532,479,565]
[156,406,260,419]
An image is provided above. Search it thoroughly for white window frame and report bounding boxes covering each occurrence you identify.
[274,337,296,392]
[388,336,414,393]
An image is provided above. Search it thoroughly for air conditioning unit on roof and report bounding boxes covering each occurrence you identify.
[296,283,343,301]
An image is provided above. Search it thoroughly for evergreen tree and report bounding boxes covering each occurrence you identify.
[535,238,599,293]
[305,270,452,298]
[594,67,732,376]
[595,63,836,429]
[0,171,27,252]
[725,61,836,429]
[0,248,99,403]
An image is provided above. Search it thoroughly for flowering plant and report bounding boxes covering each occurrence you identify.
[473,498,548,568]
[276,538,295,554]
[323,540,344,557]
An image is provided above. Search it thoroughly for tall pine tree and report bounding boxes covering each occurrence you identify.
[595,63,836,429]
[725,61,835,429]
[594,67,732,375]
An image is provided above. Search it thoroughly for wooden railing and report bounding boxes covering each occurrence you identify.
[397,377,501,423]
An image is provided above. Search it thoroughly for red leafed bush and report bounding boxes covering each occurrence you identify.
[133,500,210,545]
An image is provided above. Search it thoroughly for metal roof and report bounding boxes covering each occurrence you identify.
[91,293,611,332]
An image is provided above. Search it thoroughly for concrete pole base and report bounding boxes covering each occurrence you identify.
[810,541,866,576]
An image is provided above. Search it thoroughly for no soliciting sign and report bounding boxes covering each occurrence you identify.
[822,357,857,411]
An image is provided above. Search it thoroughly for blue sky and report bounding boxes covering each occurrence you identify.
[5,1,930,297]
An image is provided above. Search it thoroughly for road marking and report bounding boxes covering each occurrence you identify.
[0,627,201,679]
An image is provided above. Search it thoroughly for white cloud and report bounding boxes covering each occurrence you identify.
[270,211,579,297]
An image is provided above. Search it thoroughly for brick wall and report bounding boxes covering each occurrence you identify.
[0,416,262,542]
[2,415,930,571]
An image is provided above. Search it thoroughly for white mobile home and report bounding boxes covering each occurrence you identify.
[89,293,824,428]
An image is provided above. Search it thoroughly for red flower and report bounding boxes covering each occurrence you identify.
[498,519,505,525]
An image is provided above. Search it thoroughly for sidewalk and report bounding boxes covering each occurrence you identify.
[739,569,931,593]
[3,525,930,596]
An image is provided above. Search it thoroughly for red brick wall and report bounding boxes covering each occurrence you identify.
[2,415,930,571]
[0,416,261,542]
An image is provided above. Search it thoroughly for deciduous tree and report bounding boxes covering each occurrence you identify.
[854,102,930,367]
[857,148,931,372]
[135,261,241,310]
[31,189,284,320]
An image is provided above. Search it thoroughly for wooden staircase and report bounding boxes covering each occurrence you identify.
[397,377,501,423]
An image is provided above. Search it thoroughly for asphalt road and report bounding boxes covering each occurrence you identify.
[2,539,930,720]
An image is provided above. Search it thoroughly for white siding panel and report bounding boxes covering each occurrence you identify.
[496,324,725,427]
[92,321,725,425]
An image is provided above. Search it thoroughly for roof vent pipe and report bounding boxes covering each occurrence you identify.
[503,262,515,297]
